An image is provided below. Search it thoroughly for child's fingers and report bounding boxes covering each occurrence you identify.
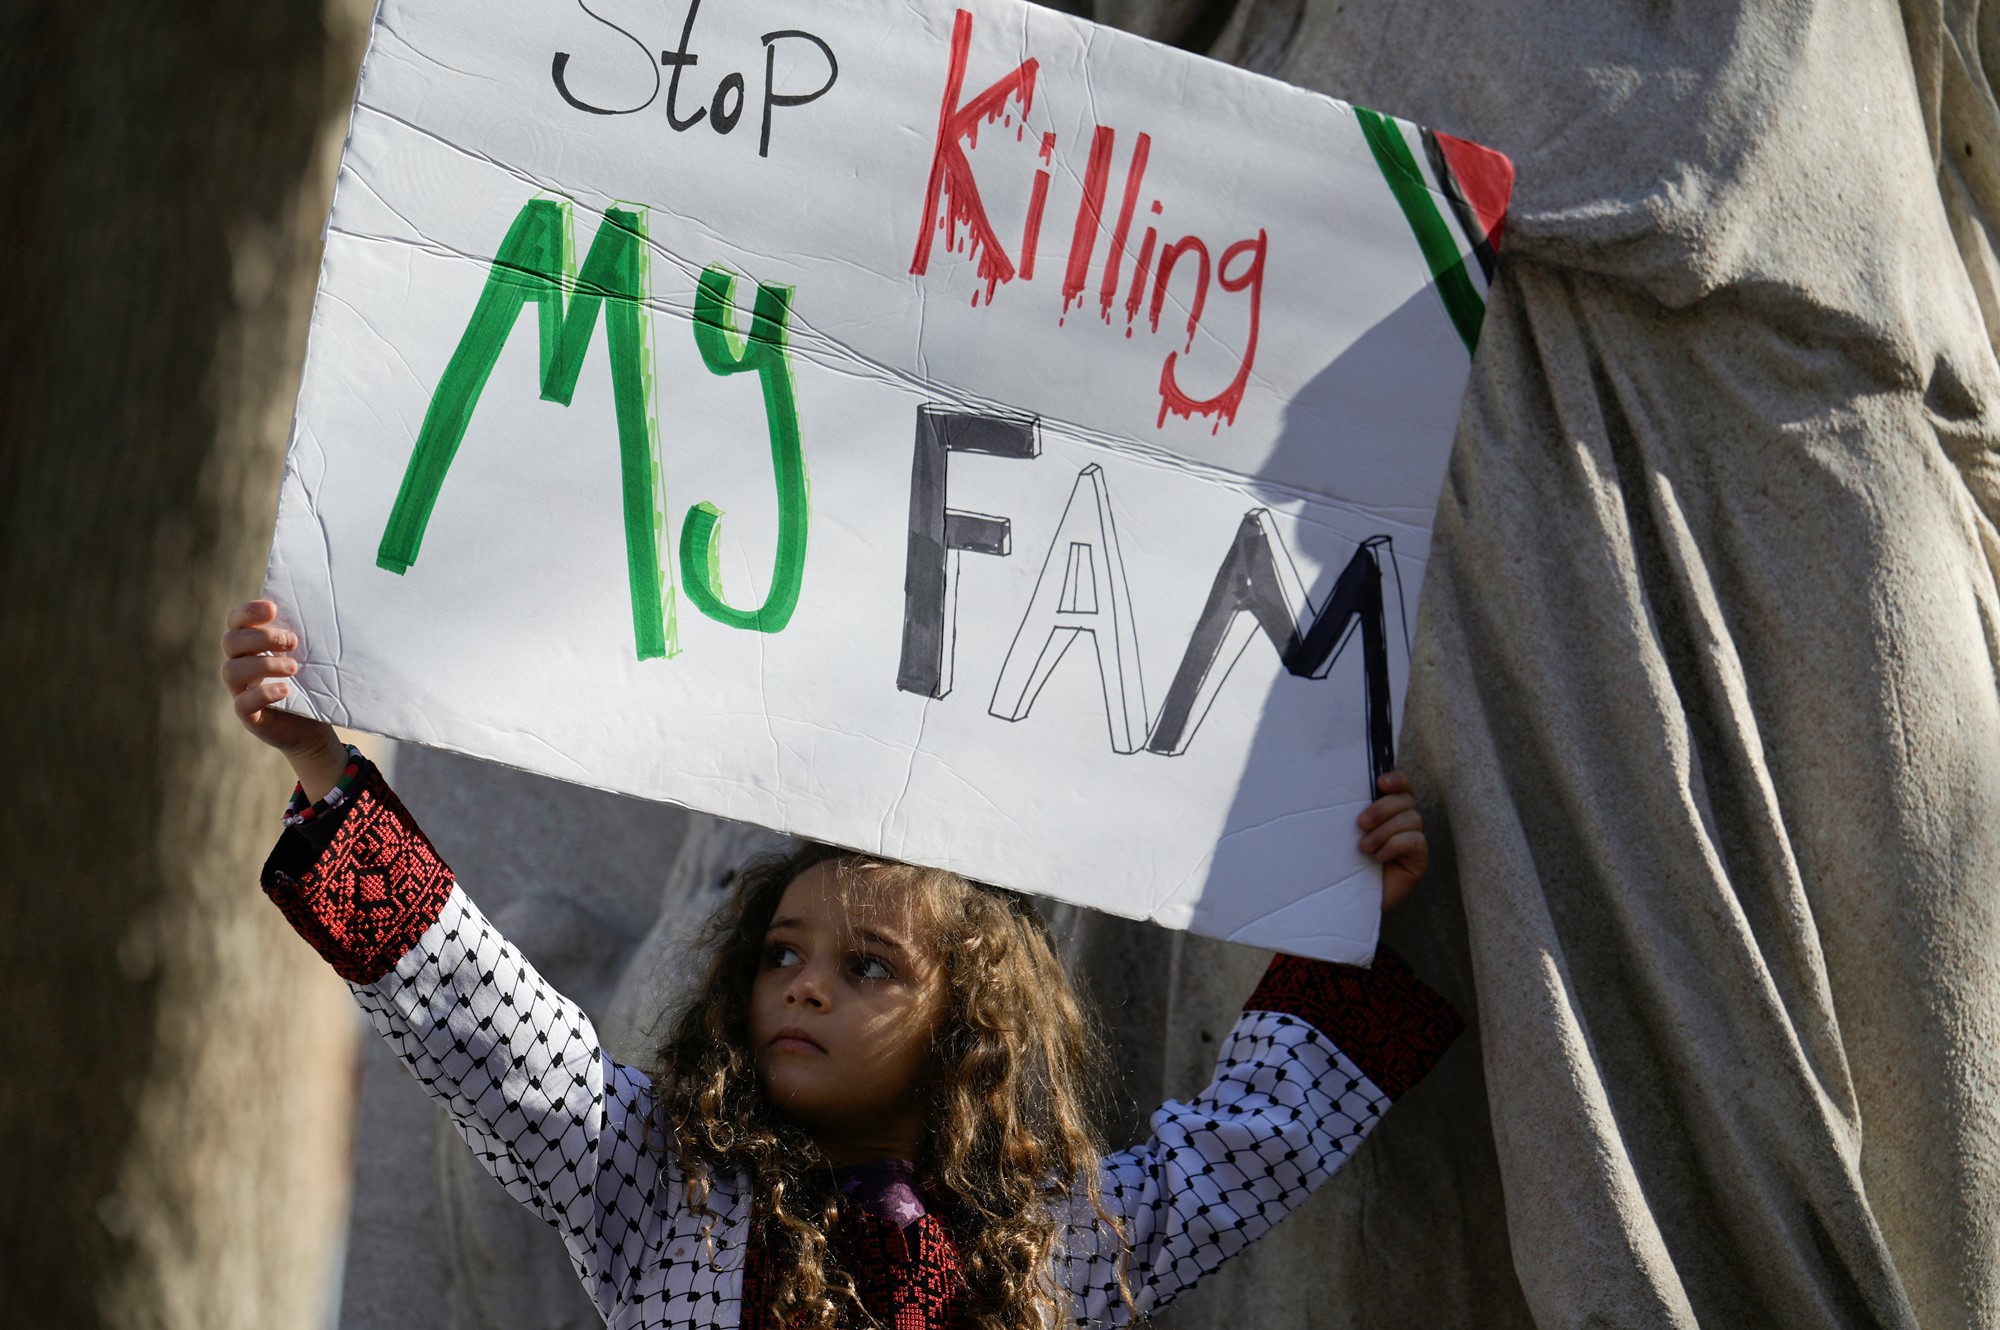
[1359,808,1422,853]
[222,623,294,660]
[1372,828,1426,865]
[226,600,277,631]
[222,652,299,694]
[1375,770,1412,797]
[1356,791,1416,831]
[234,677,290,721]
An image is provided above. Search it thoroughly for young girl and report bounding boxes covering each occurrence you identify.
[222,599,1459,1330]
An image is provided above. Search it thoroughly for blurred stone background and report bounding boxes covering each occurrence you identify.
[8,1,2000,1327]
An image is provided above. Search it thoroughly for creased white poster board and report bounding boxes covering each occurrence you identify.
[266,0,1513,964]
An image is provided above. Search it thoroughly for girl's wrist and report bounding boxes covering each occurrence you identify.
[287,728,349,802]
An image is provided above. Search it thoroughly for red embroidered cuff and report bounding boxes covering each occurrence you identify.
[1245,950,1464,1100]
[260,760,455,984]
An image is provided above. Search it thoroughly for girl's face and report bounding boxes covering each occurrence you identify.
[749,863,949,1166]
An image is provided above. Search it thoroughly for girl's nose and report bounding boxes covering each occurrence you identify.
[784,963,831,1009]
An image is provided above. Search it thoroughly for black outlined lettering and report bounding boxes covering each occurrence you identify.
[988,465,1150,753]
[897,407,1039,698]
[1147,517,1393,787]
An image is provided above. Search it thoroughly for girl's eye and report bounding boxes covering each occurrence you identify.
[765,942,802,969]
[851,954,895,982]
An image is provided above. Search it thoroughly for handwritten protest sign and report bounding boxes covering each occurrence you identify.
[266,0,1511,963]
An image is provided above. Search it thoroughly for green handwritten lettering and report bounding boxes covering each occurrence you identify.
[680,266,808,634]
[376,198,675,660]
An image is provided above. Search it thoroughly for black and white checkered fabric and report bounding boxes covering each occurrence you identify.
[1064,1011,1387,1322]
[356,885,1388,1329]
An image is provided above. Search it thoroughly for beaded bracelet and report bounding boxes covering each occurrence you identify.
[281,744,367,828]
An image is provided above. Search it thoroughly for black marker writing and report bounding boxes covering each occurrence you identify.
[660,0,707,130]
[551,0,837,157]
[988,464,1150,754]
[1147,522,1393,787]
[759,30,839,158]
[550,0,661,116]
[898,406,1038,698]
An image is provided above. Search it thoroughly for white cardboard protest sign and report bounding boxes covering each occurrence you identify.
[267,0,1512,964]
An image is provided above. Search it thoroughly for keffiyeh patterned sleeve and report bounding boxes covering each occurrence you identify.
[260,754,671,1324]
[1061,950,1463,1324]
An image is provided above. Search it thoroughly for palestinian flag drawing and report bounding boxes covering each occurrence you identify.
[1355,107,1514,354]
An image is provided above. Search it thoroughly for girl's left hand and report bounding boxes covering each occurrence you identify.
[1357,771,1428,912]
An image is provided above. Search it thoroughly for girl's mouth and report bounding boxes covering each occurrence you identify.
[769,1026,826,1054]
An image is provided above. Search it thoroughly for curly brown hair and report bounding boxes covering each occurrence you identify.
[650,842,1130,1330]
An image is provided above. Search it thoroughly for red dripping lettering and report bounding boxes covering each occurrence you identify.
[1061,126,1117,319]
[1149,236,1210,347]
[909,8,1039,302]
[1020,161,1054,281]
[1097,132,1151,323]
[1158,230,1264,431]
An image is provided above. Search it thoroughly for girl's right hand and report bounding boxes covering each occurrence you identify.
[1357,771,1428,913]
[221,600,347,798]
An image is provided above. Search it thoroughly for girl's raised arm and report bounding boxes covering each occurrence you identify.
[260,748,693,1319]
[1060,775,1459,1324]
[221,602,725,1324]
